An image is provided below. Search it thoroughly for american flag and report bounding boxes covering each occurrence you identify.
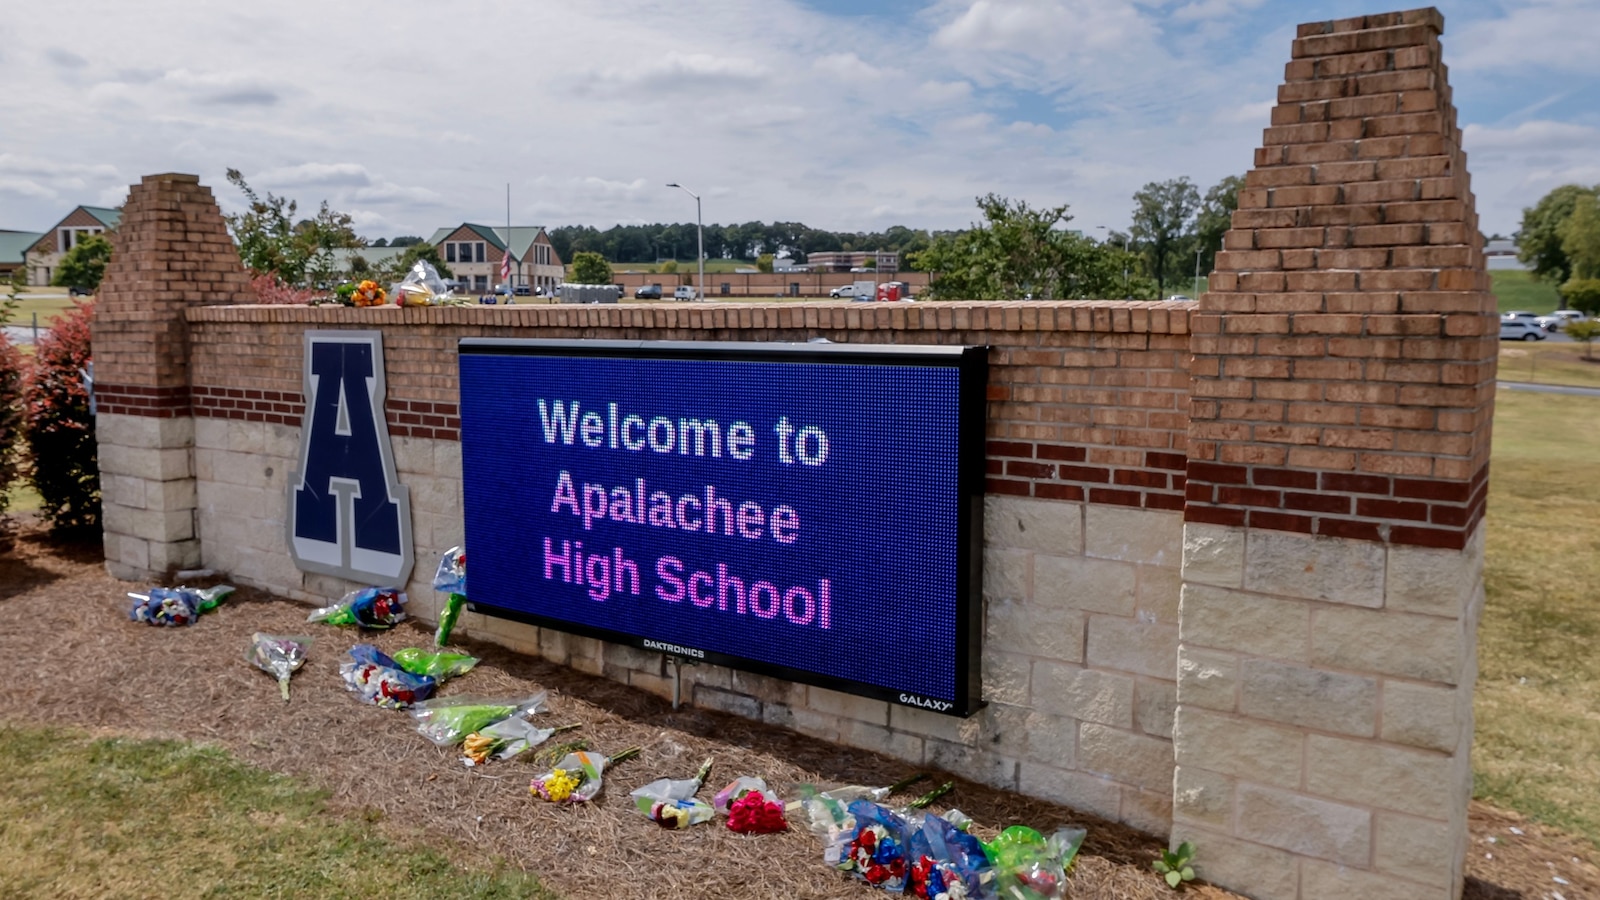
[499,249,513,282]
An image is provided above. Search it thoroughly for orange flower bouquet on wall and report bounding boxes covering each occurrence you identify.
[351,279,387,307]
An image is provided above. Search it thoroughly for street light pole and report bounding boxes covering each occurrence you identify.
[667,182,704,301]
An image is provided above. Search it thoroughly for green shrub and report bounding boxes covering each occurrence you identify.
[1559,278,1600,315]
[24,300,98,533]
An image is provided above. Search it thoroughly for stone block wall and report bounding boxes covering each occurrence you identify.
[90,8,1493,898]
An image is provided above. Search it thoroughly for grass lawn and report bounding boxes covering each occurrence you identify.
[1498,340,1600,389]
[1475,389,1600,847]
[6,287,81,329]
[1490,269,1563,315]
[0,726,552,899]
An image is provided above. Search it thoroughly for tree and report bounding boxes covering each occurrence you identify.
[24,299,98,532]
[371,237,389,248]
[659,259,678,274]
[570,251,613,285]
[389,235,423,247]
[911,194,1130,301]
[224,169,364,285]
[1516,184,1596,283]
[757,253,774,273]
[1130,177,1201,300]
[51,233,113,291]
[376,242,452,283]
[1194,175,1243,283]
[1565,319,1600,360]
[1560,279,1600,315]
[1559,191,1600,280]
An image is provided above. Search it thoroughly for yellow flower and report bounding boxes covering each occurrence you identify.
[535,768,581,802]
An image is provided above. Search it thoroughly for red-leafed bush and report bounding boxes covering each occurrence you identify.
[0,330,23,522]
[250,273,320,305]
[25,299,98,533]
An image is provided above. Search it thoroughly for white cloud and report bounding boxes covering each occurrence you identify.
[1452,0,1600,74]
[0,0,1580,240]
[1462,120,1600,155]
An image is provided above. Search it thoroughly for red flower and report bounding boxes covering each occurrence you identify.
[865,864,889,885]
[727,790,788,834]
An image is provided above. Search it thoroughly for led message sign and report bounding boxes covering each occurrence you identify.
[457,339,987,716]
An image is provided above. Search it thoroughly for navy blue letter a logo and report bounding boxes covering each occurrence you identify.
[287,331,414,584]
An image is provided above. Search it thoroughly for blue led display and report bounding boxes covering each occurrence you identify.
[457,339,986,716]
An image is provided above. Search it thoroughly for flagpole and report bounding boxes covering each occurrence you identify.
[505,182,512,298]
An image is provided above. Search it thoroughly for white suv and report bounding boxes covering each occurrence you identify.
[1499,319,1546,341]
[1533,309,1589,332]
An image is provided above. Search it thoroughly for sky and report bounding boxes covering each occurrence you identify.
[1,0,1596,244]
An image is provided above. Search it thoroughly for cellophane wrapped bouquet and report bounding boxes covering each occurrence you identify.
[630,757,715,829]
[339,644,435,708]
[128,585,234,626]
[411,692,548,746]
[307,587,408,629]
[530,746,639,803]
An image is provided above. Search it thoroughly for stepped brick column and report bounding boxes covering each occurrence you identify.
[92,173,255,580]
[1174,9,1493,899]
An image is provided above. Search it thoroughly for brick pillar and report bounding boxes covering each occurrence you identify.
[92,173,255,580]
[1175,9,1492,899]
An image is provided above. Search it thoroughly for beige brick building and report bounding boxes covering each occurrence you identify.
[427,224,563,294]
[25,205,121,286]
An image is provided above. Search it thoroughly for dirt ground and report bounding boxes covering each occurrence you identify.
[2,518,1595,900]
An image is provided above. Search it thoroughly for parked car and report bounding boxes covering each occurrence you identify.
[674,285,697,301]
[1166,294,1194,302]
[1499,319,1547,341]
[67,285,93,297]
[634,284,662,299]
[1533,309,1589,332]
[514,284,531,296]
[828,284,855,298]
[1502,310,1539,322]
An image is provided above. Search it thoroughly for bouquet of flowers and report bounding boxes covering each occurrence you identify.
[432,546,467,648]
[983,826,1086,900]
[462,720,578,766]
[339,644,436,708]
[246,632,312,701]
[350,279,386,307]
[907,811,992,900]
[827,800,915,891]
[791,773,931,834]
[410,692,548,746]
[530,747,640,803]
[392,259,451,307]
[713,776,788,834]
[630,757,715,829]
[127,585,234,627]
[391,647,478,682]
[307,587,408,629]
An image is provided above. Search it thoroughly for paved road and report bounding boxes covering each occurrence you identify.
[1498,380,1600,397]
[2,325,40,345]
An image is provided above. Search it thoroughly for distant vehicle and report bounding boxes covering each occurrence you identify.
[1166,294,1194,302]
[1501,310,1539,322]
[68,286,93,297]
[1499,319,1546,341]
[828,284,855,298]
[1533,309,1588,332]
[514,284,531,296]
[635,284,662,300]
[674,285,697,301]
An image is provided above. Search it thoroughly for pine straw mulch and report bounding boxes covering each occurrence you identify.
[1,517,1595,900]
